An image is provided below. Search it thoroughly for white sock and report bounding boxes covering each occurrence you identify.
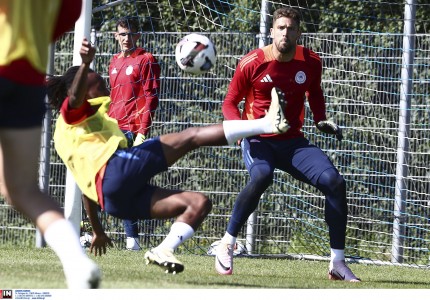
[126,237,140,250]
[44,219,100,288]
[157,222,194,251]
[44,219,93,281]
[223,118,272,145]
[221,232,237,246]
[330,248,345,262]
[44,219,86,266]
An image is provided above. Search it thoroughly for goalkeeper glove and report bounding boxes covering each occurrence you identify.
[316,120,343,141]
[133,133,146,146]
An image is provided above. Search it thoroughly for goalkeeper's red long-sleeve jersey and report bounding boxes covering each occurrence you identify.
[222,45,327,140]
[108,48,161,136]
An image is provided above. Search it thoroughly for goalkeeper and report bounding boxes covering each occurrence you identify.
[108,16,162,251]
[46,38,288,274]
[215,7,360,282]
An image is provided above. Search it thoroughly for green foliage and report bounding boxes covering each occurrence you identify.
[150,0,208,32]
[315,0,428,34]
[224,0,260,33]
[91,0,429,34]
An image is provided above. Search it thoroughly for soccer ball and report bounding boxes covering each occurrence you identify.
[175,33,217,75]
[80,233,93,249]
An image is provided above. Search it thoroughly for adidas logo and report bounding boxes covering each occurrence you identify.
[260,74,272,82]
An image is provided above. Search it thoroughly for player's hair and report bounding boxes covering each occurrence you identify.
[272,7,301,27]
[47,66,95,111]
[116,16,139,32]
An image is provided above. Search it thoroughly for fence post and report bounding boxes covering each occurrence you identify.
[36,43,56,248]
[245,0,272,254]
[392,0,416,264]
[64,0,92,235]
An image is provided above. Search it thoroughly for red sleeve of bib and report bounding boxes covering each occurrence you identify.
[60,97,96,124]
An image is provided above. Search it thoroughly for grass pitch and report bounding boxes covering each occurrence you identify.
[0,245,429,290]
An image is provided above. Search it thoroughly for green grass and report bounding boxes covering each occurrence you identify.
[0,245,429,289]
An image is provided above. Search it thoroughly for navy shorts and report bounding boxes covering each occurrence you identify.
[0,78,46,128]
[242,136,338,186]
[102,137,167,220]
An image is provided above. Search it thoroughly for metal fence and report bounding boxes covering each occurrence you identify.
[1,32,429,267]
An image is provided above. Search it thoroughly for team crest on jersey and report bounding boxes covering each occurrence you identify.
[295,71,306,84]
[126,65,133,75]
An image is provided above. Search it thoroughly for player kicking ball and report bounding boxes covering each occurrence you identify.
[46,38,288,274]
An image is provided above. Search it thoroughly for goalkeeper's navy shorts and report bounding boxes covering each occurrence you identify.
[241,136,338,186]
[102,137,168,220]
[0,78,46,128]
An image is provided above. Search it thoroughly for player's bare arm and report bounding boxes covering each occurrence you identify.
[67,38,95,109]
[82,194,113,256]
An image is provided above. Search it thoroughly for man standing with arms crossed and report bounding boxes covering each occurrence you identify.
[215,7,360,282]
[108,17,161,250]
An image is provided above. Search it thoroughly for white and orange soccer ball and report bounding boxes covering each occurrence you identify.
[175,33,217,75]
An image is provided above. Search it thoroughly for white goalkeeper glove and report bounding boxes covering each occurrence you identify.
[316,120,343,141]
[132,133,146,146]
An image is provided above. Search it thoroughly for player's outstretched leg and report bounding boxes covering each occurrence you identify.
[144,247,184,275]
[328,260,361,282]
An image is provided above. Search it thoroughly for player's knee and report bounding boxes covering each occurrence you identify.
[193,193,212,217]
[318,168,345,194]
[250,164,273,187]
